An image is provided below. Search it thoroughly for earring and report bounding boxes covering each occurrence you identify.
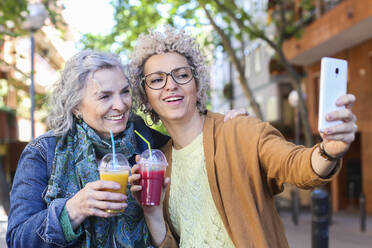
[76,112,83,120]
[145,102,152,111]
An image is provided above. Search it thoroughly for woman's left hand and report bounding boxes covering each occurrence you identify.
[320,94,357,157]
[128,156,170,246]
[224,108,252,122]
[128,155,170,211]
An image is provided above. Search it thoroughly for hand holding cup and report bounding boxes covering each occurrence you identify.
[98,153,131,214]
[65,177,128,229]
[129,149,168,206]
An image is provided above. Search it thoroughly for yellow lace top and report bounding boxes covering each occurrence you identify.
[169,133,235,248]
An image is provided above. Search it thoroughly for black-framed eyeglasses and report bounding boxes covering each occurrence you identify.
[142,66,195,90]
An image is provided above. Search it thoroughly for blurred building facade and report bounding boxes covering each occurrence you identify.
[211,0,296,128]
[211,0,372,212]
[0,2,76,212]
[210,0,312,207]
[283,0,372,212]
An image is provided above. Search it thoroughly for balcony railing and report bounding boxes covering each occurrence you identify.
[268,0,344,38]
[313,0,344,18]
[298,0,345,27]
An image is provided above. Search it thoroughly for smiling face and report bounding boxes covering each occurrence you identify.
[76,67,132,139]
[143,52,199,124]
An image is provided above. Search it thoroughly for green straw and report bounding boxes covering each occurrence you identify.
[109,130,117,166]
[134,130,152,157]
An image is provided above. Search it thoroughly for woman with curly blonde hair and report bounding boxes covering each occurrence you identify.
[129,26,357,247]
[129,26,209,124]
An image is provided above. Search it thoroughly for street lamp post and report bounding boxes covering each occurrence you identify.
[30,30,36,140]
[22,3,47,140]
[288,89,300,145]
[289,90,330,247]
[288,89,301,225]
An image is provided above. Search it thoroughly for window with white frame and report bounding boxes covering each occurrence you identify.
[245,54,251,78]
[254,46,261,72]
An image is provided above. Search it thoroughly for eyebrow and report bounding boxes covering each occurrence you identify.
[146,70,165,75]
[146,66,190,75]
[94,84,130,95]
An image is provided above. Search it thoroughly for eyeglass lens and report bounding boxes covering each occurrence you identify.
[145,67,193,89]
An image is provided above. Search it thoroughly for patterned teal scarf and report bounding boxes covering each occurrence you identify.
[44,121,150,247]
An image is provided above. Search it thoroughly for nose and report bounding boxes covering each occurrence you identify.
[112,95,127,111]
[164,74,178,91]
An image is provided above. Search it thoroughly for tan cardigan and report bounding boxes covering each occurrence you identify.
[162,111,340,248]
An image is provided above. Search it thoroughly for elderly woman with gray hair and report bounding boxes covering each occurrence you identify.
[6,50,179,248]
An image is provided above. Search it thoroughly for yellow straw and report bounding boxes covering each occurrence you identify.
[134,130,152,157]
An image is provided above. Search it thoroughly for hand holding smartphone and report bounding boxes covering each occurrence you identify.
[318,57,348,133]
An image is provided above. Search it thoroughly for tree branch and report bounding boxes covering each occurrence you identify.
[277,0,287,46]
[214,0,259,36]
[213,0,281,55]
[201,0,313,146]
[199,2,262,119]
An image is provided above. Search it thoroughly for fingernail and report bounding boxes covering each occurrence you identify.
[326,114,333,121]
[324,129,332,134]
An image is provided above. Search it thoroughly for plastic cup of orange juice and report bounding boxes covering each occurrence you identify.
[99,153,130,213]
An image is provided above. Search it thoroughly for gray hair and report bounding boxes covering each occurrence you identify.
[129,26,209,124]
[47,50,126,136]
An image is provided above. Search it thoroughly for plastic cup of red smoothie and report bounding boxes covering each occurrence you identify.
[138,149,168,206]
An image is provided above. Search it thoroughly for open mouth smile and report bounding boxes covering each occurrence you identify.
[104,114,125,120]
[163,95,184,103]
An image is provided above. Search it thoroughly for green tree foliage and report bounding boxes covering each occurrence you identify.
[0,0,65,38]
[82,0,315,146]
[0,0,65,123]
[81,0,167,57]
[0,0,28,37]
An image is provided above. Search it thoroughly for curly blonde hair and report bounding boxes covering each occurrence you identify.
[129,26,209,124]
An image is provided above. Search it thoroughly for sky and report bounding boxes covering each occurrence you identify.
[61,0,115,37]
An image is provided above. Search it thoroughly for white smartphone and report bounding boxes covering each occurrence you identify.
[318,57,348,133]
